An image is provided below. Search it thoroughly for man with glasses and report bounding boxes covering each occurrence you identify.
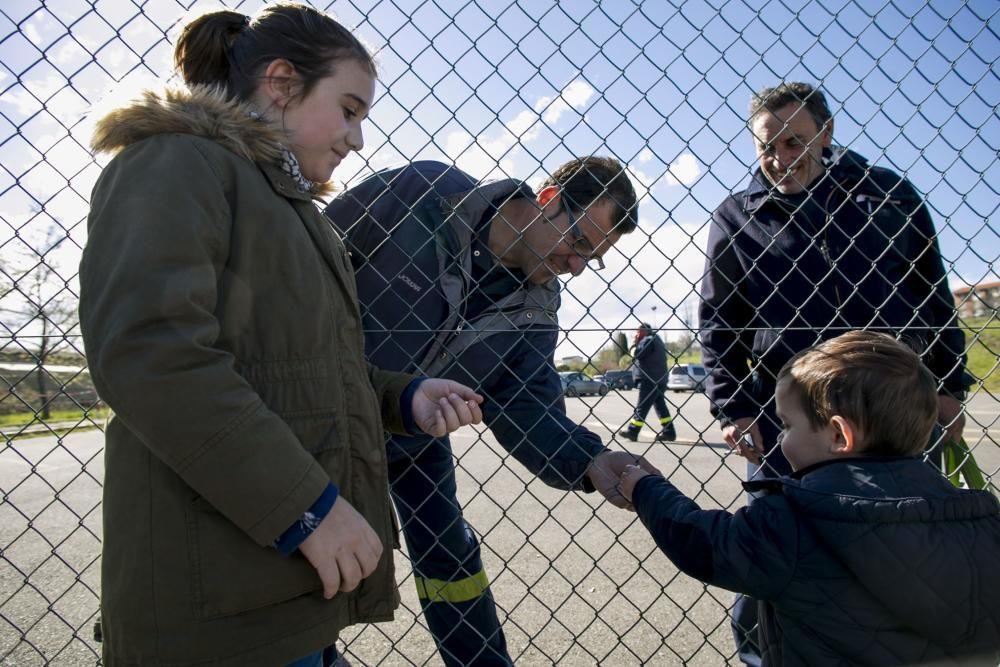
[325,157,649,667]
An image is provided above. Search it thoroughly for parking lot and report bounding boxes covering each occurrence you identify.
[2,389,997,665]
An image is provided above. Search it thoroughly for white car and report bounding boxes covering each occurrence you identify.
[667,364,707,392]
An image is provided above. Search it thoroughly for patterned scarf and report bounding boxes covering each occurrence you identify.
[248,110,315,194]
[277,146,315,194]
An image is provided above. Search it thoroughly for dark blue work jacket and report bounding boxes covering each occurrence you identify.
[700,147,968,422]
[325,161,604,490]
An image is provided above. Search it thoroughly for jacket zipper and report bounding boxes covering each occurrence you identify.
[821,184,843,309]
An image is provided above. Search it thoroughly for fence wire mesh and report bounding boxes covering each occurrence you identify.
[1,0,998,665]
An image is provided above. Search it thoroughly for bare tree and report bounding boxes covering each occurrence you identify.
[1,220,79,420]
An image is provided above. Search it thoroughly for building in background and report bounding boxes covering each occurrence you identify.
[954,280,1000,319]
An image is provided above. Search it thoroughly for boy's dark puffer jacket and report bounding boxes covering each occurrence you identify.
[632,457,1000,666]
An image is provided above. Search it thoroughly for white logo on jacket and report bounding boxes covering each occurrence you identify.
[399,274,422,293]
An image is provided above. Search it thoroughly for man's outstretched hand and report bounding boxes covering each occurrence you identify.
[586,450,661,510]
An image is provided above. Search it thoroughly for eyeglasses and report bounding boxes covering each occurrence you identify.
[562,199,606,271]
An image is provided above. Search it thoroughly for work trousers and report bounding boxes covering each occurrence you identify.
[387,434,513,667]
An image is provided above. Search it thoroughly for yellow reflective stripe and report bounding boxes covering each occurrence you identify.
[414,570,490,603]
[659,416,673,425]
[630,419,644,428]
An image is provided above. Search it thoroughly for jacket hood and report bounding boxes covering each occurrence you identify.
[779,458,1000,646]
[90,85,334,198]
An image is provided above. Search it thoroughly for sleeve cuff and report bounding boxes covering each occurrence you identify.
[631,473,661,508]
[400,377,428,435]
[272,482,339,555]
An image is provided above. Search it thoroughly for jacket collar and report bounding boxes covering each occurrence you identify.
[742,455,913,494]
[741,145,871,213]
[437,178,535,259]
[90,85,334,200]
[439,178,536,231]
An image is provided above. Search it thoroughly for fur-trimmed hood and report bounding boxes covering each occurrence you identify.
[91,85,333,198]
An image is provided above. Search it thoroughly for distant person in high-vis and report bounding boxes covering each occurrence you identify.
[618,323,676,442]
[698,81,970,666]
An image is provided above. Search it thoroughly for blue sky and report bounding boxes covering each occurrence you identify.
[1,0,996,360]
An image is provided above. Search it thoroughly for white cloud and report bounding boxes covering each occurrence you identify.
[1,82,45,118]
[51,41,80,66]
[625,164,657,200]
[440,79,595,180]
[24,24,44,46]
[555,219,710,359]
[663,152,701,186]
[540,80,594,125]
[625,152,702,204]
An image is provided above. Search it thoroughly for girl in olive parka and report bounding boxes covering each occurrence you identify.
[79,6,482,666]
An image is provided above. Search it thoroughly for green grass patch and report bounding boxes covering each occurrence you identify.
[671,352,702,366]
[963,316,1000,393]
[0,407,109,428]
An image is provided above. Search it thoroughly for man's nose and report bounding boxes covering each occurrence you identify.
[566,254,586,276]
[774,147,800,170]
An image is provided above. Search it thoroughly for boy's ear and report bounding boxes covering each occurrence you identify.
[829,415,858,455]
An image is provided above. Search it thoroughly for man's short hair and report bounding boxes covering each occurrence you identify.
[749,82,832,132]
[542,156,638,234]
[776,331,938,457]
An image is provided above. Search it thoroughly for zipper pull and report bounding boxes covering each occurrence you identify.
[819,239,833,266]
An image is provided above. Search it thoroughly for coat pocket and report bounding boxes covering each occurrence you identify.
[281,409,343,455]
[186,502,320,620]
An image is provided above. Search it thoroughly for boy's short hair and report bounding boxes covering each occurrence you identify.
[776,331,938,456]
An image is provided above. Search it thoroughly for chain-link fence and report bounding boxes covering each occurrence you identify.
[2,0,998,664]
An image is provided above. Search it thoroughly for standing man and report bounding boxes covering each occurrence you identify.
[699,81,970,666]
[618,323,676,442]
[325,157,653,667]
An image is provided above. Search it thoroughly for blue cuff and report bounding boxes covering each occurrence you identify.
[401,377,428,435]
[272,482,339,555]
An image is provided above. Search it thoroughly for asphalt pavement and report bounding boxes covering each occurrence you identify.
[1,389,997,665]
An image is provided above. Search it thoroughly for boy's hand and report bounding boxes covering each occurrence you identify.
[299,496,383,599]
[411,379,484,437]
[586,450,661,509]
[620,464,654,502]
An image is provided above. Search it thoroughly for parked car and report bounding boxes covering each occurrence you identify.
[559,371,608,397]
[601,369,636,390]
[667,363,707,392]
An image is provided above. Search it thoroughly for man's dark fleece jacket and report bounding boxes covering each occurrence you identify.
[699,147,968,426]
[631,457,1000,666]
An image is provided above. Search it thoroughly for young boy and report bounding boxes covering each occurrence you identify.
[615,331,1000,666]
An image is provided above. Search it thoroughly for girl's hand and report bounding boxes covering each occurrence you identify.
[299,496,382,599]
[412,379,484,437]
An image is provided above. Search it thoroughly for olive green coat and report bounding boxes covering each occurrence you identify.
[80,87,411,666]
